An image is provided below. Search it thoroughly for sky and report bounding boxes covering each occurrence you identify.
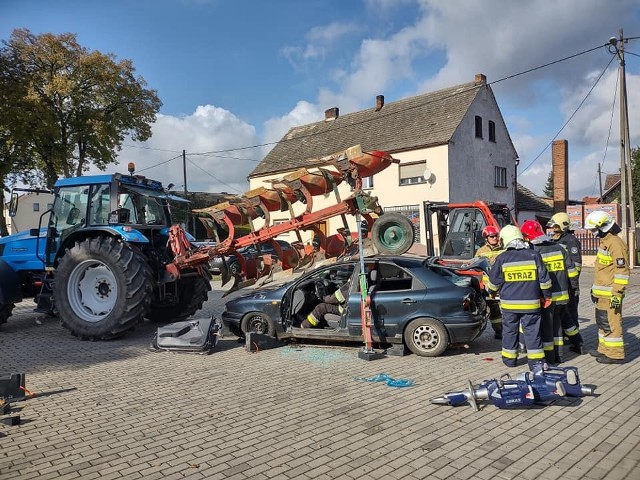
[2,0,640,202]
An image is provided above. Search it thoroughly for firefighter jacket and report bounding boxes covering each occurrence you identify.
[591,232,630,299]
[323,282,350,310]
[530,239,579,304]
[552,231,582,275]
[475,243,504,265]
[487,247,552,313]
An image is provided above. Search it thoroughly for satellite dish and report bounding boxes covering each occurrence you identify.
[423,167,435,184]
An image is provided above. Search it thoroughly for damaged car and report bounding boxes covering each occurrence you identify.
[222,255,488,357]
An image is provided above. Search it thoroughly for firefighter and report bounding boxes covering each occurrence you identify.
[521,220,579,364]
[547,212,584,354]
[301,281,350,328]
[584,210,629,364]
[475,225,504,339]
[487,225,552,372]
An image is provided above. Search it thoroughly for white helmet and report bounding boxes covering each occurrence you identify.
[499,225,523,247]
[584,210,614,233]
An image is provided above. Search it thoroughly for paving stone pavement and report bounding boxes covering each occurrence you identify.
[0,267,639,480]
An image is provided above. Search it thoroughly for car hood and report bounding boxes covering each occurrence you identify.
[228,281,291,302]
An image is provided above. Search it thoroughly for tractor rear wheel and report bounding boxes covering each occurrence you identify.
[54,237,152,340]
[147,267,212,323]
[0,303,14,326]
[372,212,415,255]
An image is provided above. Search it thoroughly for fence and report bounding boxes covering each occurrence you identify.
[575,232,599,255]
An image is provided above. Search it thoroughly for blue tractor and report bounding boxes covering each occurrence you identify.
[0,167,212,339]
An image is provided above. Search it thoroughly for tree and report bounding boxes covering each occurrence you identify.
[632,146,640,225]
[543,170,554,197]
[0,29,162,189]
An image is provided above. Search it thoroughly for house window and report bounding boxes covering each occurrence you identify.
[399,161,426,185]
[488,121,496,142]
[361,176,374,189]
[33,202,40,212]
[494,166,507,188]
[475,116,483,139]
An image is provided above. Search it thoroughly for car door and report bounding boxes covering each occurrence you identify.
[346,260,425,339]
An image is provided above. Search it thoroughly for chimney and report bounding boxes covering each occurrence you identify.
[474,73,487,85]
[324,107,339,121]
[552,139,569,212]
[375,95,384,111]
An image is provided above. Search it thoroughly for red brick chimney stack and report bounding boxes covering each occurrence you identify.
[552,140,569,212]
[475,73,487,85]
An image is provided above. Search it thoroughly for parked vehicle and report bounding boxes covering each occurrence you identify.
[207,240,292,276]
[222,255,488,357]
[0,170,212,339]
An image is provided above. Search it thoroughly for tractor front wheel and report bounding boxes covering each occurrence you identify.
[54,237,152,340]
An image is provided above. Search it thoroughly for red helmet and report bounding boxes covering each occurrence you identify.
[482,225,500,238]
[520,220,545,241]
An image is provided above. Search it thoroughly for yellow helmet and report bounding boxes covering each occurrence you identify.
[547,212,571,231]
[499,225,523,247]
[584,210,614,233]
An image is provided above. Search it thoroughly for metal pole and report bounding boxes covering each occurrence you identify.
[618,29,637,265]
[183,149,190,233]
[615,31,629,248]
[598,163,603,202]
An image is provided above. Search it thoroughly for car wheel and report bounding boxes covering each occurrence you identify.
[241,312,276,337]
[229,260,241,277]
[404,318,449,357]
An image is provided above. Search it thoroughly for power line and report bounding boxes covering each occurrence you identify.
[135,154,182,173]
[187,42,612,156]
[185,157,244,193]
[519,54,616,175]
[122,144,183,153]
[129,38,636,177]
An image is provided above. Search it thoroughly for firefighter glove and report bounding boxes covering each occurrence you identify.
[541,297,552,309]
[610,295,622,309]
[591,294,598,304]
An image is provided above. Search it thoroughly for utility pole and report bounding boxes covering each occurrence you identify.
[598,163,603,201]
[610,29,636,265]
[183,149,190,233]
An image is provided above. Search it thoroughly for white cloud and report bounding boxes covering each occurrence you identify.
[262,100,324,148]
[116,105,260,194]
[280,21,359,68]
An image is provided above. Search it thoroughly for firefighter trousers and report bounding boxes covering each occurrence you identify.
[595,297,625,360]
[487,299,502,335]
[501,310,545,371]
[302,302,342,328]
[559,302,583,348]
[540,304,561,364]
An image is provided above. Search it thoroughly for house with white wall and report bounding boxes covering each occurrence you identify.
[5,192,55,234]
[247,74,519,247]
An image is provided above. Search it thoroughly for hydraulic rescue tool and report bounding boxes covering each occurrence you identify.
[430,366,595,411]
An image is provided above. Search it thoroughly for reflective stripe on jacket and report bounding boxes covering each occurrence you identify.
[487,248,552,313]
[531,240,579,305]
[591,233,629,299]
